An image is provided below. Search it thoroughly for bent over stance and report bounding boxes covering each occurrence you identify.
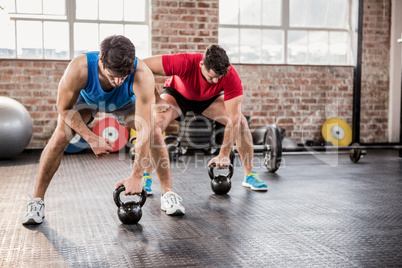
[142,45,268,193]
[22,35,184,225]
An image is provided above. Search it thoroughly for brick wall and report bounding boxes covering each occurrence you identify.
[150,1,219,86]
[0,60,67,148]
[151,0,354,143]
[151,0,220,135]
[235,65,354,142]
[0,0,391,148]
[151,0,219,55]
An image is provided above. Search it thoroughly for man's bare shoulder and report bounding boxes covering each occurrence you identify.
[132,58,155,97]
[60,54,88,90]
[67,54,87,74]
[135,58,154,83]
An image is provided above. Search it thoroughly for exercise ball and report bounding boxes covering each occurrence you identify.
[0,96,33,159]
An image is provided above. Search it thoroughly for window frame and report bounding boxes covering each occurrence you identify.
[1,0,151,60]
[218,0,354,66]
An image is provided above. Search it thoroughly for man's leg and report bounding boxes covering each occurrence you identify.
[23,110,93,225]
[153,94,186,214]
[202,96,268,191]
[201,96,254,175]
[122,103,185,215]
[33,117,74,200]
[143,94,182,191]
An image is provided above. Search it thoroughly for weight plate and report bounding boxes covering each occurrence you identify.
[180,142,211,149]
[321,118,352,146]
[181,137,212,143]
[93,117,129,152]
[251,126,268,145]
[185,129,213,133]
[349,142,362,163]
[64,133,89,154]
[130,129,137,146]
[263,125,282,173]
[102,126,119,142]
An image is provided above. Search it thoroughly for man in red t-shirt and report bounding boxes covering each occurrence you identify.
[143,45,267,192]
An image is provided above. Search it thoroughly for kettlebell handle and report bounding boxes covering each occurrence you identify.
[164,136,181,147]
[208,163,234,180]
[113,185,147,208]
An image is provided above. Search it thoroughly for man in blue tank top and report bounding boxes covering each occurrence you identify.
[22,35,185,225]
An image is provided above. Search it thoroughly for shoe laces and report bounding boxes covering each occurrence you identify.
[27,195,43,212]
[143,175,151,187]
[163,189,183,204]
[248,172,263,183]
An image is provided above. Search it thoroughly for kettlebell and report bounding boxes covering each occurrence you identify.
[113,185,147,224]
[164,136,181,162]
[208,163,234,195]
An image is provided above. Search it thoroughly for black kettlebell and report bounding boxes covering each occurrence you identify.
[208,163,234,195]
[164,136,181,162]
[113,185,147,224]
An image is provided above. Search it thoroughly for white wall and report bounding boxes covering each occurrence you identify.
[389,0,402,142]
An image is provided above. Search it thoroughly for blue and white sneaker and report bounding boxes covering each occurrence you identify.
[142,173,153,195]
[242,171,268,191]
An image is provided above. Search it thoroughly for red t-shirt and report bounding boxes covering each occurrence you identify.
[162,53,243,101]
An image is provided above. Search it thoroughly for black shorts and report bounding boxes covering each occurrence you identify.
[161,87,223,121]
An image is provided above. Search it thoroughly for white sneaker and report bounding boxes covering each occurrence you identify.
[22,197,45,225]
[161,190,185,215]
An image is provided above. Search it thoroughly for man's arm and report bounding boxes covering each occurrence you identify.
[57,55,113,157]
[117,59,155,194]
[144,56,172,113]
[143,56,166,76]
[208,95,243,168]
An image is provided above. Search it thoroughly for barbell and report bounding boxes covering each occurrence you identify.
[230,125,282,173]
[233,125,402,173]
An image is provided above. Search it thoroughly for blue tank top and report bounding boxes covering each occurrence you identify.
[79,51,137,112]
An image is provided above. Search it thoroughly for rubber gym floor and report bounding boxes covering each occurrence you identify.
[0,149,401,267]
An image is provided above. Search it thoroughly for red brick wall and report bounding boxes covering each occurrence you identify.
[235,65,354,142]
[151,0,219,55]
[151,0,355,143]
[0,0,391,148]
[0,60,67,148]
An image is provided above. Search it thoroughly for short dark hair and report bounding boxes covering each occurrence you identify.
[100,35,136,77]
[202,45,230,76]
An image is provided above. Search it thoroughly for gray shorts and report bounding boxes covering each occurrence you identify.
[72,95,136,126]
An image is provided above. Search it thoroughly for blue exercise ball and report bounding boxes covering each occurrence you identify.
[0,96,33,159]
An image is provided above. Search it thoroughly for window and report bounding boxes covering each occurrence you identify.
[219,0,352,65]
[0,0,150,60]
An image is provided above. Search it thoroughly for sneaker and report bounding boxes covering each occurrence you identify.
[22,197,45,225]
[242,171,268,191]
[142,173,153,195]
[161,190,185,215]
